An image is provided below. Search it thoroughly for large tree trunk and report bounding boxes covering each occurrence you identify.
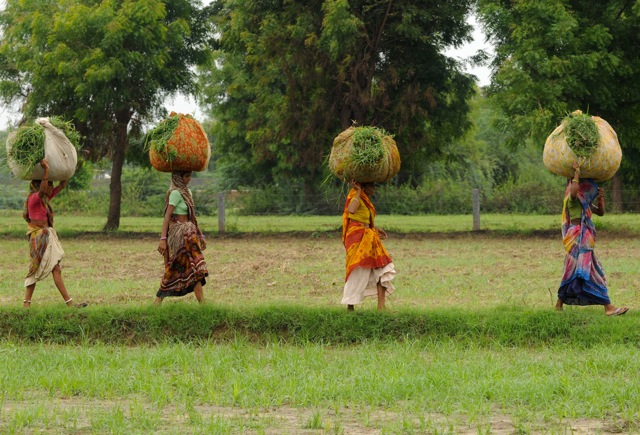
[340,1,394,129]
[611,173,623,213]
[104,116,131,230]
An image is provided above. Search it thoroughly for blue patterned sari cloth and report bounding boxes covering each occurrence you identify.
[557,179,610,305]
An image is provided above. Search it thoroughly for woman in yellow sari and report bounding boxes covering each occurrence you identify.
[341,181,396,310]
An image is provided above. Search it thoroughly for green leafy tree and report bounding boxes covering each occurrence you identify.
[477,0,640,210]
[202,0,476,193]
[0,0,213,229]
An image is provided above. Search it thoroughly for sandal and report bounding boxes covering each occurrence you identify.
[607,307,629,317]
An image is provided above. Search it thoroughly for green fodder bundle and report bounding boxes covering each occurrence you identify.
[329,126,401,183]
[6,126,45,175]
[146,112,210,172]
[543,110,622,182]
[564,111,599,158]
[145,114,180,163]
[6,117,81,180]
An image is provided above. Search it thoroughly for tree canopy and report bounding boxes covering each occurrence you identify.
[477,0,640,191]
[201,0,477,191]
[0,0,213,228]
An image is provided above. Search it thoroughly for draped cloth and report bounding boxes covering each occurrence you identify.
[157,172,208,298]
[24,181,63,286]
[558,179,610,305]
[164,172,201,235]
[341,188,395,305]
[25,224,64,287]
[23,182,55,227]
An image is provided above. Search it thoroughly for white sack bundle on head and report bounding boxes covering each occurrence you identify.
[543,111,621,182]
[6,117,79,181]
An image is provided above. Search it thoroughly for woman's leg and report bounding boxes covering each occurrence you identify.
[347,304,354,311]
[555,298,563,311]
[23,284,35,308]
[51,264,73,306]
[377,282,386,311]
[194,281,205,304]
[154,297,163,305]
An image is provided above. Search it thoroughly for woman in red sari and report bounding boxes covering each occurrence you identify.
[22,159,87,308]
[341,181,396,311]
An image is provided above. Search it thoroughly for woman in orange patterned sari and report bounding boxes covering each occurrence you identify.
[155,171,208,304]
[341,181,396,311]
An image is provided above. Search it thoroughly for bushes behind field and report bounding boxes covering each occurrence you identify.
[1,164,634,215]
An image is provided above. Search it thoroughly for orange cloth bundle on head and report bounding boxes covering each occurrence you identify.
[148,112,211,172]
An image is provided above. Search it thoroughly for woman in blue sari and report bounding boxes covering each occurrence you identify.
[555,163,628,316]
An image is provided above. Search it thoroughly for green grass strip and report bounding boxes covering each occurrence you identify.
[1,304,638,347]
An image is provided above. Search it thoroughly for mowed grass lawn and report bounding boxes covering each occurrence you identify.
[1,213,640,433]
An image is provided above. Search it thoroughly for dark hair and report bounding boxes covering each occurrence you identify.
[31,180,53,189]
[173,170,192,178]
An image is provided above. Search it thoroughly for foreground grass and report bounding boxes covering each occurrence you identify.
[1,335,639,433]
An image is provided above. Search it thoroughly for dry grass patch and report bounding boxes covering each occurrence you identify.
[1,234,638,311]
[0,398,621,434]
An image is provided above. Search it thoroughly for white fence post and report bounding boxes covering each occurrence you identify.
[472,189,480,231]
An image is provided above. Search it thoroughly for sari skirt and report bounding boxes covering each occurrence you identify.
[558,224,610,305]
[341,221,395,305]
[341,262,396,305]
[25,225,64,287]
[156,219,208,298]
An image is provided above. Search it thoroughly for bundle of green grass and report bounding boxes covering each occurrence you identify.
[564,111,600,158]
[329,126,401,183]
[543,110,622,181]
[6,117,80,181]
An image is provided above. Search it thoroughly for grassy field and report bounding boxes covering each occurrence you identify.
[1,214,640,433]
[3,209,640,237]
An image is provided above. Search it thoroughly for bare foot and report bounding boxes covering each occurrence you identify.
[555,299,563,311]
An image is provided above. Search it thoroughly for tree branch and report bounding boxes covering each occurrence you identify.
[374,0,395,50]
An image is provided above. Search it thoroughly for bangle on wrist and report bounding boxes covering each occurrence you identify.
[160,237,167,240]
